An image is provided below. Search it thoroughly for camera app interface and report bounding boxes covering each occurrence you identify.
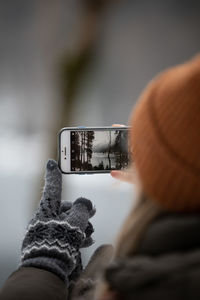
[71,130,129,171]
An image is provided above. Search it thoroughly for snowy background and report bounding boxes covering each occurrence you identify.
[1,0,200,287]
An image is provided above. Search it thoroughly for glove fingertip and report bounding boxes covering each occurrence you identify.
[45,159,62,181]
[82,237,95,248]
[89,206,96,218]
[85,222,94,236]
[74,197,93,212]
[46,159,58,171]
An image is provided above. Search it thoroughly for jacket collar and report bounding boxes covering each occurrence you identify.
[137,213,200,255]
[103,214,200,299]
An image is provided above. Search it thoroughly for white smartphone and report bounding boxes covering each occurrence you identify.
[58,126,130,174]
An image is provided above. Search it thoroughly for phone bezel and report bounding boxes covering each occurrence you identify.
[58,126,130,174]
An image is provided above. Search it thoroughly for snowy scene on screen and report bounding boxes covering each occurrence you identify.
[70,130,129,171]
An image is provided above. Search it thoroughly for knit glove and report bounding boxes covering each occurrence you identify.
[19,159,96,285]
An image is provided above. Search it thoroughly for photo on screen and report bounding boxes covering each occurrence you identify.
[70,130,129,171]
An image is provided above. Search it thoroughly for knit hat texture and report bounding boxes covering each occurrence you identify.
[130,55,200,212]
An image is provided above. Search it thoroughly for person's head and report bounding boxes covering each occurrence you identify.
[115,54,200,257]
[97,55,200,299]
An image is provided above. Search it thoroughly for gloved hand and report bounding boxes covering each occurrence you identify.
[19,159,96,285]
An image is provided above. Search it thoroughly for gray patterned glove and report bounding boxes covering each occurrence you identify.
[19,159,96,285]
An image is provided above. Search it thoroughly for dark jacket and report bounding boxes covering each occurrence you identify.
[1,213,200,300]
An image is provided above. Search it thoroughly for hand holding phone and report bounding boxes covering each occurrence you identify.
[110,124,135,184]
[58,126,130,174]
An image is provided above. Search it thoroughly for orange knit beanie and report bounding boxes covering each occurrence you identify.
[130,55,200,212]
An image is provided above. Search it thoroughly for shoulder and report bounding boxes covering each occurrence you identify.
[0,267,68,300]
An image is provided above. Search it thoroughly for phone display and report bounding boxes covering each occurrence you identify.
[58,127,130,174]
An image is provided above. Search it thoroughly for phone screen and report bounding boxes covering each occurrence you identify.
[70,129,129,171]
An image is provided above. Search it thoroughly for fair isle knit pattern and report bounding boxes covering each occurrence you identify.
[21,219,85,262]
[20,159,96,284]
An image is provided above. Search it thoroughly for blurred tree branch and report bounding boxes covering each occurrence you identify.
[35,0,119,210]
[57,0,116,126]
[54,0,118,158]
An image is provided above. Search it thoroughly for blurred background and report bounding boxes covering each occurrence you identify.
[0,0,200,287]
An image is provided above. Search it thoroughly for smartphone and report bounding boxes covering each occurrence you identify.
[58,126,130,174]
